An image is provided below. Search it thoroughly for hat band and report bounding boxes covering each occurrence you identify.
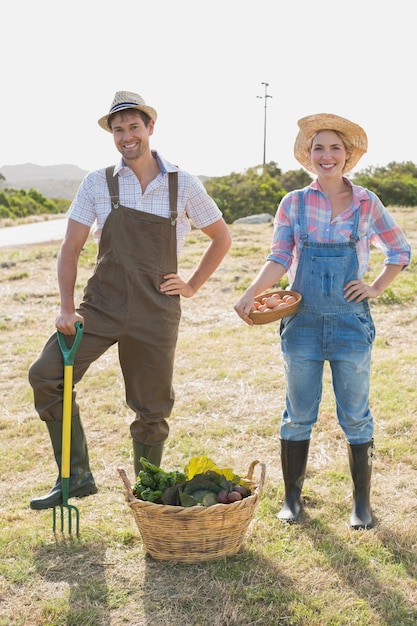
[109,101,142,114]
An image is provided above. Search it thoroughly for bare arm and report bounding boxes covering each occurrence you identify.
[234,260,287,325]
[344,264,404,302]
[55,219,91,334]
[159,218,232,297]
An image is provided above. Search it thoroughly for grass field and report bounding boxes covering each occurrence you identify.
[0,207,416,625]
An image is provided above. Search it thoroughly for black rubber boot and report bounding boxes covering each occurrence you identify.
[347,439,374,530]
[30,415,97,510]
[277,439,310,523]
[132,440,165,478]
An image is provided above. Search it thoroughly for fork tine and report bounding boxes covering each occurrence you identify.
[52,503,80,537]
[67,503,80,537]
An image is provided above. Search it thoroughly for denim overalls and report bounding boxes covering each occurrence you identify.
[280,191,375,444]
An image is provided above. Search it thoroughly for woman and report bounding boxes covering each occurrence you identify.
[234,113,411,529]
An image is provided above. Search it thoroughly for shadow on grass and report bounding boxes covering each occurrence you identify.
[302,513,417,626]
[141,549,300,626]
[137,516,417,626]
[34,538,110,625]
[30,509,417,625]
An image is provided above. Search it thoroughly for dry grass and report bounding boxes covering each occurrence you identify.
[0,208,416,625]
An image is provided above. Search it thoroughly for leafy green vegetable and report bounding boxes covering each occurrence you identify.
[139,488,164,503]
[182,474,223,495]
[136,471,156,489]
[132,457,186,504]
[161,484,181,506]
[178,491,201,507]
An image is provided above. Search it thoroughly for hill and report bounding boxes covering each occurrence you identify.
[0,163,211,201]
[0,163,89,200]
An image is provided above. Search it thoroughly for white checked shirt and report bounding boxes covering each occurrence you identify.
[67,151,223,254]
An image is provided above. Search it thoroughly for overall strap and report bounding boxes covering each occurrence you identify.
[105,166,178,223]
[168,171,178,225]
[349,203,361,247]
[105,166,120,209]
[297,191,309,245]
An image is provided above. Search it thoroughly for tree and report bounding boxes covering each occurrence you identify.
[351,161,417,206]
[280,169,312,191]
[203,160,417,224]
[204,162,288,223]
[0,186,70,219]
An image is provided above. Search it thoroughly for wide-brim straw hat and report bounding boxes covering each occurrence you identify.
[294,113,368,174]
[98,90,158,131]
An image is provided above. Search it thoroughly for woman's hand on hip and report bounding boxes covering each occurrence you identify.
[343,279,380,302]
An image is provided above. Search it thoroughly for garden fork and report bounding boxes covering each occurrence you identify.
[52,322,84,537]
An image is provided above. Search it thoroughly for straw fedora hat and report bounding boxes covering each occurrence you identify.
[294,113,368,174]
[98,91,158,131]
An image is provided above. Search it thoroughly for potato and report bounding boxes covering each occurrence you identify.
[233,485,250,497]
[227,491,242,503]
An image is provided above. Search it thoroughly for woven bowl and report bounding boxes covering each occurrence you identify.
[118,460,266,563]
[248,289,302,325]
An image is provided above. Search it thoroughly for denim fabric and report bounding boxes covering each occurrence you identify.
[279,191,376,444]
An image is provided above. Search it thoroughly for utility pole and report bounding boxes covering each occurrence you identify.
[257,81,272,169]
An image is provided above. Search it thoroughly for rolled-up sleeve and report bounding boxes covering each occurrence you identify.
[267,195,296,271]
[368,192,411,268]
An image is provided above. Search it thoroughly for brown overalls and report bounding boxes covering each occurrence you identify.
[29,168,181,446]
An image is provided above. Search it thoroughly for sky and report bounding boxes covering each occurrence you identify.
[1,0,416,178]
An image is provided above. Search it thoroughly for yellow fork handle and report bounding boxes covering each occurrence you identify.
[61,364,74,481]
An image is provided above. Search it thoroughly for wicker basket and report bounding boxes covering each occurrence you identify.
[248,289,302,325]
[118,460,266,562]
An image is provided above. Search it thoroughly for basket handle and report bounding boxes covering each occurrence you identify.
[245,460,266,495]
[117,467,137,503]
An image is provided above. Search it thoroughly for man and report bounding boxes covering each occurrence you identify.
[29,90,231,510]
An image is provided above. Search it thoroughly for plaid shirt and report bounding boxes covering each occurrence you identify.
[67,151,222,254]
[267,178,411,283]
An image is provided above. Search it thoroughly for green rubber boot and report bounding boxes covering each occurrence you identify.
[277,439,310,523]
[347,439,374,529]
[132,440,165,479]
[30,415,98,510]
